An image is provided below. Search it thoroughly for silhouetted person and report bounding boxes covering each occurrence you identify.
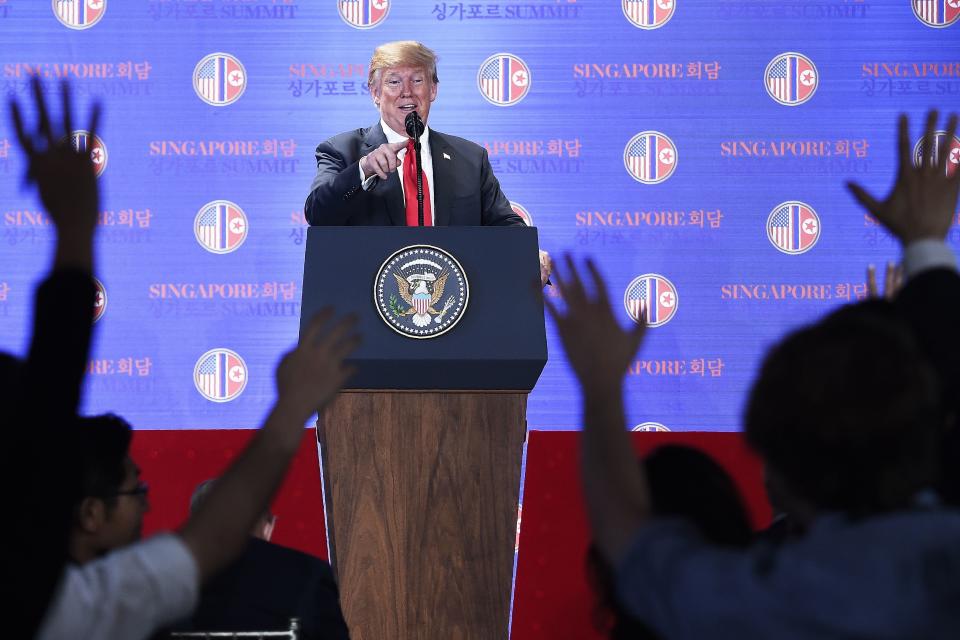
[9,78,363,640]
[850,121,960,505]
[546,111,960,639]
[68,415,149,566]
[587,445,752,639]
[37,307,359,640]
[5,78,100,637]
[174,479,350,640]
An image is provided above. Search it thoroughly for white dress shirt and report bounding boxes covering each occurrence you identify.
[37,534,199,640]
[360,119,435,225]
[903,238,957,278]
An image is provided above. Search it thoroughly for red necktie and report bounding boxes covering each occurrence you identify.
[403,139,432,226]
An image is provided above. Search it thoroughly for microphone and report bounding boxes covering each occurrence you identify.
[404,111,426,226]
[404,111,425,139]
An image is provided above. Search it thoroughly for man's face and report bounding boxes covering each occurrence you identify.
[98,457,149,552]
[373,65,438,137]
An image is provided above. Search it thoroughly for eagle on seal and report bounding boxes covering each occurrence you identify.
[394,270,449,327]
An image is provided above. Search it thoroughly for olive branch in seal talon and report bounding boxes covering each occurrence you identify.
[388,294,412,317]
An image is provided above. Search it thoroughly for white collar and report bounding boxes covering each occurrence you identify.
[380,118,431,148]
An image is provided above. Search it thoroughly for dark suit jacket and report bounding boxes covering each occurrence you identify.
[896,267,960,504]
[181,538,349,640]
[5,269,95,637]
[304,122,523,227]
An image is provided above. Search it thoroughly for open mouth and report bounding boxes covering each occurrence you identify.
[398,103,417,112]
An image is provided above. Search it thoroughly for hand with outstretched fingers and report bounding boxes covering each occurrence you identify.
[274,308,360,423]
[543,255,647,395]
[847,111,959,245]
[10,77,101,237]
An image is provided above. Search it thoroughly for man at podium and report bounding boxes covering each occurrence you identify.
[304,41,524,230]
[304,41,552,284]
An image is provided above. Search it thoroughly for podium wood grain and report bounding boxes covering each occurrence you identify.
[317,391,527,640]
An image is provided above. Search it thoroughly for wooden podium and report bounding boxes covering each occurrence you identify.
[302,227,546,639]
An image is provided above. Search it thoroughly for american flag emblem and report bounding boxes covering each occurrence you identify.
[623,274,678,327]
[70,130,107,177]
[193,53,247,106]
[622,0,675,29]
[913,132,960,178]
[193,348,247,402]
[632,422,670,432]
[765,53,818,106]
[510,202,533,226]
[413,292,431,316]
[766,201,820,255]
[477,54,531,106]
[624,131,677,184]
[338,0,390,29]
[194,200,248,254]
[52,0,106,30]
[912,0,960,27]
[92,277,107,323]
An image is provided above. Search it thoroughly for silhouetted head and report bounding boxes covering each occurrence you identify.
[745,300,942,517]
[68,414,148,564]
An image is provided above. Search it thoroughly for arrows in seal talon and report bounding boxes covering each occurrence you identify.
[434,297,455,323]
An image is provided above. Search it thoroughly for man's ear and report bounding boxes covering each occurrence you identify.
[76,497,106,534]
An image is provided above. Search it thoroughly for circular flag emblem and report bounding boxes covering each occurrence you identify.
[624,131,677,184]
[913,131,960,178]
[375,245,469,339]
[622,0,675,29]
[69,130,107,177]
[764,52,818,106]
[511,202,533,226]
[338,0,389,28]
[766,201,820,255]
[193,348,247,402]
[632,421,670,432]
[193,53,247,107]
[53,0,106,30]
[194,200,248,254]
[477,53,531,106]
[912,0,960,27]
[92,277,107,323]
[624,274,678,327]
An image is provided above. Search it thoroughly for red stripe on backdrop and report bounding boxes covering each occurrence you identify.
[510,430,772,640]
[132,427,769,636]
[132,427,328,560]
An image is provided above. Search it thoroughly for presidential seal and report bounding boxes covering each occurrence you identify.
[374,245,469,339]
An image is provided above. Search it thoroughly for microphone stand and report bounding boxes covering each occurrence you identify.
[415,135,424,226]
[406,111,425,226]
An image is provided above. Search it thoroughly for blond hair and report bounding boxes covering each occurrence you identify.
[368,41,439,91]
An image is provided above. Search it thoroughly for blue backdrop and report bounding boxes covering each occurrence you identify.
[1,0,958,431]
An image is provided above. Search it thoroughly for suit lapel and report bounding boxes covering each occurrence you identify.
[363,123,406,226]
[430,131,453,227]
